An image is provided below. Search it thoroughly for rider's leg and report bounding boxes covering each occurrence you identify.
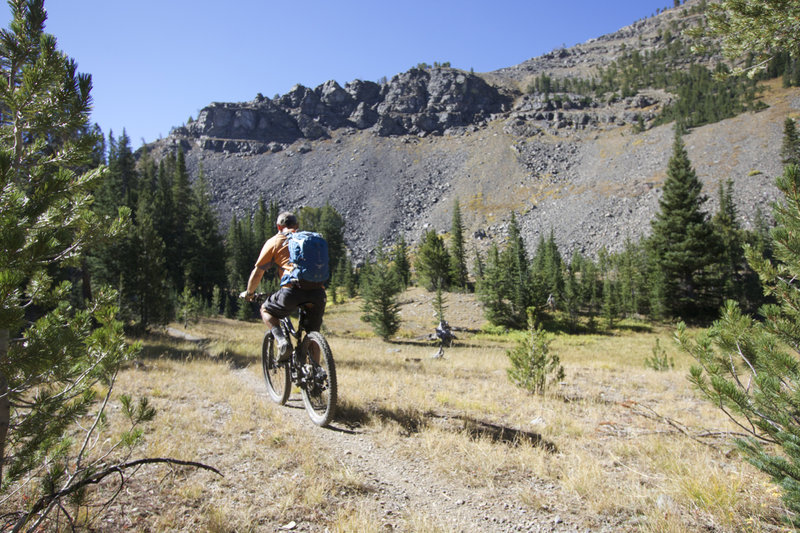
[303,289,327,366]
[260,306,280,329]
[260,299,291,360]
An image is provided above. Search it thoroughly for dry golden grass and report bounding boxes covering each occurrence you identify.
[93,289,793,531]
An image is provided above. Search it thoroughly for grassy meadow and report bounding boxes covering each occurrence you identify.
[94,288,791,532]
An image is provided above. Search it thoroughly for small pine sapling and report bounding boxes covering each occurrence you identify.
[506,310,565,394]
[644,338,674,371]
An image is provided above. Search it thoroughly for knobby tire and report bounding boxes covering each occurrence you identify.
[262,331,290,405]
[300,331,337,427]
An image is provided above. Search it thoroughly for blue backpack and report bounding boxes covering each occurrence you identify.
[281,231,330,285]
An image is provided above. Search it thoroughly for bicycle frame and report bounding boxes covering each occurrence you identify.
[251,293,337,426]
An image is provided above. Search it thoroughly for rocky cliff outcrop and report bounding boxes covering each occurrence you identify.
[171,68,513,155]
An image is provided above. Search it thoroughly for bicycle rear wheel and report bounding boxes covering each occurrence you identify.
[262,331,290,405]
[299,331,337,427]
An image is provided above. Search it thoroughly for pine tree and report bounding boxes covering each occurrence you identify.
[621,238,649,317]
[226,214,255,290]
[679,163,800,525]
[184,172,227,304]
[360,242,402,340]
[533,230,564,309]
[448,198,468,291]
[506,310,565,395]
[335,254,357,298]
[476,215,544,329]
[0,1,150,525]
[781,118,800,167]
[563,260,581,329]
[648,130,723,320]
[415,229,451,291]
[152,158,175,252]
[503,213,540,325]
[169,148,192,291]
[701,0,800,78]
[711,179,752,306]
[109,130,138,210]
[476,244,514,327]
[253,196,268,248]
[391,234,411,288]
[602,276,619,328]
[129,191,172,327]
[472,249,485,283]
[579,255,601,320]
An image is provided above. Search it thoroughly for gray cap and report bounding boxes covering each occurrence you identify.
[277,211,298,228]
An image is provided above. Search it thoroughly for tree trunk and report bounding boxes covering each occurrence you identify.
[0,328,9,485]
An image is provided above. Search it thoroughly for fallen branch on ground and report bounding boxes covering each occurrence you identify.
[12,458,221,533]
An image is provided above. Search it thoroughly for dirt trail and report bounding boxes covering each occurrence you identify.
[232,368,579,533]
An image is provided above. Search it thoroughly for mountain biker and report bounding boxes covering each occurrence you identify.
[240,211,327,362]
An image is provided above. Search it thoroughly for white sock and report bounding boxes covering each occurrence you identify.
[271,327,286,343]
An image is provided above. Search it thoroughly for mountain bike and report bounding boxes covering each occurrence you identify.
[253,295,337,427]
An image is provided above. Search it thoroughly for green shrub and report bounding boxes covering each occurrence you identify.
[644,339,674,371]
[506,311,565,395]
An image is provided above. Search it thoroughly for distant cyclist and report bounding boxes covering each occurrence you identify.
[240,211,327,361]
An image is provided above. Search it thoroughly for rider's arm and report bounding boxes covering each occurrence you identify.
[244,266,265,297]
[244,236,280,297]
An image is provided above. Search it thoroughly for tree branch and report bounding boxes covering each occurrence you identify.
[12,458,222,533]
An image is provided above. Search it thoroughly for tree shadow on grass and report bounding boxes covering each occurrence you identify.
[537,313,653,336]
[132,330,253,370]
[335,401,556,452]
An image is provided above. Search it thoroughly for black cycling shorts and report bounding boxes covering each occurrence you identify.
[261,286,327,331]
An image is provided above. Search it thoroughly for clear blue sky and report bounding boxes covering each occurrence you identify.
[1,1,676,148]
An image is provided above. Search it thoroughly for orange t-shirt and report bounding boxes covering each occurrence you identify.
[254,230,295,280]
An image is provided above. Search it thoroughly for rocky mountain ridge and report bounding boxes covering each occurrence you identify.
[170,67,514,156]
[145,0,796,261]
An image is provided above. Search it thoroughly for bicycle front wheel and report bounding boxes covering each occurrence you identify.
[300,331,337,427]
[262,331,290,405]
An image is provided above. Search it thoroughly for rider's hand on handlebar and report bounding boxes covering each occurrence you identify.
[239,290,254,301]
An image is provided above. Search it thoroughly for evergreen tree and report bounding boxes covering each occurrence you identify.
[267,200,281,235]
[169,148,192,291]
[476,244,515,327]
[781,118,800,167]
[563,260,581,330]
[152,158,175,253]
[318,203,346,272]
[226,214,255,290]
[579,254,601,320]
[360,242,403,340]
[503,213,542,325]
[624,238,649,317]
[184,173,227,304]
[533,230,564,309]
[0,2,149,525]
[334,254,357,298]
[448,199,468,291]
[602,276,619,328]
[472,249,485,283]
[415,229,451,291]
[701,0,800,78]
[711,179,754,307]
[476,214,545,329]
[108,130,137,210]
[129,191,172,327]
[679,164,800,526]
[648,130,723,320]
[506,310,565,395]
[391,233,411,288]
[253,196,268,248]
